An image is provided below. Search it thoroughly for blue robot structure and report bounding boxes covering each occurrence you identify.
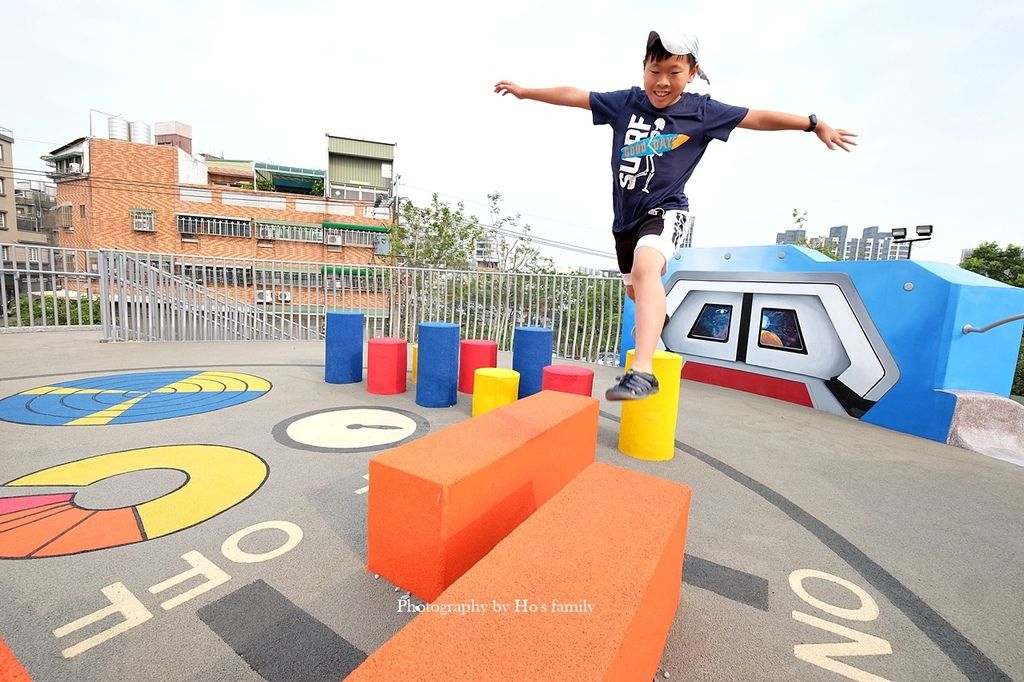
[620,245,1024,444]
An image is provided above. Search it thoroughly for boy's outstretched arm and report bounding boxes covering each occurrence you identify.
[738,110,857,151]
[494,81,591,110]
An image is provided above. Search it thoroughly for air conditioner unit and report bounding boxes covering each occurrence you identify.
[325,233,344,246]
[180,231,197,240]
[278,291,292,303]
[68,162,81,173]
[255,289,273,304]
[257,226,275,240]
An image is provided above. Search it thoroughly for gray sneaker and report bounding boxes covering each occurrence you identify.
[605,370,660,401]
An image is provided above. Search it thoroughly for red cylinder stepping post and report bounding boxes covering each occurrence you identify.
[541,364,595,397]
[458,339,498,394]
[368,337,408,395]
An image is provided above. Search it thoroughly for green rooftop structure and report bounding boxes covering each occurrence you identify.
[254,161,326,195]
[325,135,395,205]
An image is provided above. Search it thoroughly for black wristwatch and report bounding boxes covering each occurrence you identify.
[804,114,818,132]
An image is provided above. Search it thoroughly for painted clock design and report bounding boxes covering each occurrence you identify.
[272,406,430,453]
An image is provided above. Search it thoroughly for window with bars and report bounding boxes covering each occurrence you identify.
[256,222,323,243]
[254,270,323,287]
[175,264,252,285]
[330,184,389,203]
[131,209,156,232]
[57,205,73,229]
[324,229,377,247]
[177,214,251,238]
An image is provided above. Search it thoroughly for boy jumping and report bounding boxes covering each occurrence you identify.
[495,29,856,400]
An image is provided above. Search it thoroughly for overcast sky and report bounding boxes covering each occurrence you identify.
[4,0,1022,268]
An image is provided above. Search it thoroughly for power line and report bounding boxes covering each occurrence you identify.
[9,166,616,259]
[401,181,603,233]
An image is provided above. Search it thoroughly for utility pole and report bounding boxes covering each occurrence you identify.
[390,174,398,219]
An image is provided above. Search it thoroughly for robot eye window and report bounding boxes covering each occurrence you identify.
[687,303,733,343]
[758,308,807,354]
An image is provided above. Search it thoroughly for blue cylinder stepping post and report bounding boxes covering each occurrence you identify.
[416,322,460,408]
[325,311,365,384]
[512,326,553,399]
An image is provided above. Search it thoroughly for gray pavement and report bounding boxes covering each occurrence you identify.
[1,329,1021,681]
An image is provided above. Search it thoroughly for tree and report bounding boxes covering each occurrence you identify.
[961,241,1024,396]
[960,241,1024,287]
[792,208,807,230]
[392,193,482,269]
[485,192,554,273]
[791,208,838,259]
[796,237,839,260]
[310,179,324,197]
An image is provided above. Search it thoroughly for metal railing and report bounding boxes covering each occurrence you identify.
[1,244,102,328]
[1,244,624,363]
[963,314,1024,335]
[100,252,311,342]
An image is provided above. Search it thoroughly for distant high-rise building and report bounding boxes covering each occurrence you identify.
[776,229,806,245]
[775,224,910,261]
[960,248,975,264]
[828,225,849,258]
[474,233,500,269]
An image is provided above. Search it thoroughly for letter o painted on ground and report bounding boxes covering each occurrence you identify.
[789,568,879,622]
[222,521,303,564]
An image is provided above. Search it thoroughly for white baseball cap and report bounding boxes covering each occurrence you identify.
[647,30,710,84]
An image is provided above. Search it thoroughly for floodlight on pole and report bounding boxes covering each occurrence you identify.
[891,225,934,260]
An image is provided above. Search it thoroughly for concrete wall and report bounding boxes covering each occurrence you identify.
[0,133,16,237]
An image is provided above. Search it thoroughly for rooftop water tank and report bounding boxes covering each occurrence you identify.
[130,121,152,144]
[108,117,130,141]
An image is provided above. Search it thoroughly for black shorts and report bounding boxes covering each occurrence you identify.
[613,209,694,284]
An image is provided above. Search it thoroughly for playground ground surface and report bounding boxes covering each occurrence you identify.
[1,329,1022,681]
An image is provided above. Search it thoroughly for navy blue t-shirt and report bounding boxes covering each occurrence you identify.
[590,87,748,233]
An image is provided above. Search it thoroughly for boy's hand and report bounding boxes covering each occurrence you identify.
[492,83,592,109]
[494,80,525,98]
[816,122,858,152]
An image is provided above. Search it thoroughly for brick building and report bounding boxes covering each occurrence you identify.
[40,129,396,319]
[43,134,391,263]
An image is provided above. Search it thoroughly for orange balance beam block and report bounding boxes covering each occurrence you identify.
[351,462,692,681]
[368,390,599,602]
[0,637,31,682]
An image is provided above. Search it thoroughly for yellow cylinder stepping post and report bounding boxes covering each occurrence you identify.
[411,344,418,383]
[472,368,520,417]
[618,349,683,461]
